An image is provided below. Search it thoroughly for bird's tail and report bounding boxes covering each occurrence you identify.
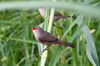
[56,40,75,48]
[62,15,72,18]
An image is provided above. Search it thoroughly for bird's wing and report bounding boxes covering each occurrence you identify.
[54,11,62,16]
[39,31,58,42]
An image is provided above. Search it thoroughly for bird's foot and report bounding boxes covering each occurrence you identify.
[42,48,48,53]
[53,24,63,29]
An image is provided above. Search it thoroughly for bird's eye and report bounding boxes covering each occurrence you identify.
[31,28,37,30]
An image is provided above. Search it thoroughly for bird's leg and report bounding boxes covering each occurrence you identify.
[42,46,49,53]
[53,23,63,29]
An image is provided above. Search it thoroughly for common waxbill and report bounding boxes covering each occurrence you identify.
[31,26,75,48]
[38,7,71,21]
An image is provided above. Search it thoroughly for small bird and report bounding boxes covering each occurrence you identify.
[38,7,71,21]
[31,26,75,48]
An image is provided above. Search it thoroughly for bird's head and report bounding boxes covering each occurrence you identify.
[31,27,38,30]
[37,7,44,9]
[31,26,41,30]
[31,26,44,34]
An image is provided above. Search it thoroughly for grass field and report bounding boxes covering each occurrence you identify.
[0,0,100,66]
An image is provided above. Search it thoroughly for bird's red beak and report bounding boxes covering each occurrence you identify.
[31,28,37,30]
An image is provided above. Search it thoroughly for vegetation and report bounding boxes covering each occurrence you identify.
[0,0,100,66]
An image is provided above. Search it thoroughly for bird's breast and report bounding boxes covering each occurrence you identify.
[34,31,44,41]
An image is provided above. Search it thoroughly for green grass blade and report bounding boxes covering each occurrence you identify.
[0,1,100,18]
[82,25,99,66]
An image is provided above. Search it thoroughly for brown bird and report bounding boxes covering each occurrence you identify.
[38,7,71,21]
[31,26,75,48]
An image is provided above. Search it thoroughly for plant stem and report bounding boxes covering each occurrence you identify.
[40,7,55,66]
[47,8,55,32]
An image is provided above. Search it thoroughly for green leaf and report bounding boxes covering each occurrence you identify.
[0,1,100,18]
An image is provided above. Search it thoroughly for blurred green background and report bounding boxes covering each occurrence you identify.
[0,0,100,66]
